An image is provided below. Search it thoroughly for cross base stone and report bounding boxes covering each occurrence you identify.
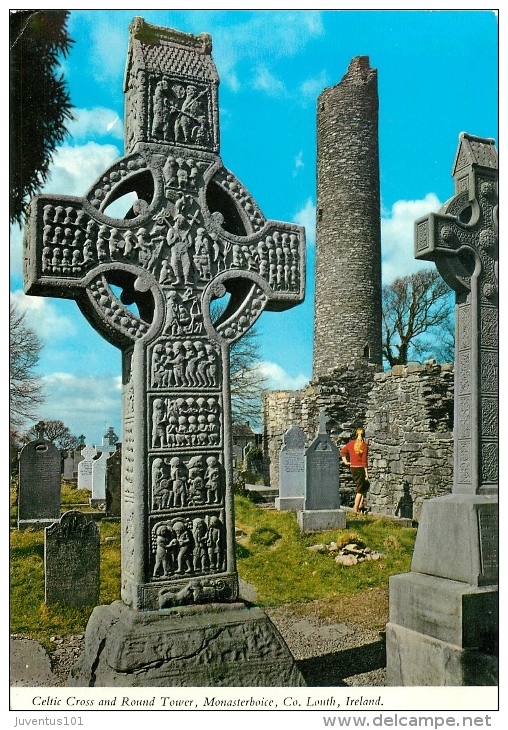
[68,600,306,687]
[386,493,498,686]
[275,496,304,511]
[297,509,346,533]
[386,622,498,687]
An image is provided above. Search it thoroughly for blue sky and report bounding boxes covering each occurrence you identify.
[9,8,498,444]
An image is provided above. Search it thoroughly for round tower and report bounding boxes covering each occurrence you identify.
[313,56,383,380]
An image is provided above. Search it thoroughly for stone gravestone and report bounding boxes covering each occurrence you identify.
[101,426,119,454]
[386,133,498,686]
[297,411,346,532]
[18,422,61,528]
[62,452,75,480]
[90,450,110,506]
[105,446,121,517]
[24,17,306,686]
[45,510,100,607]
[275,425,306,511]
[77,444,96,491]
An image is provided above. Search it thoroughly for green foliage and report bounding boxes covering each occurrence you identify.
[9,495,417,650]
[61,483,91,506]
[10,520,121,652]
[249,526,281,546]
[234,496,417,606]
[10,10,75,225]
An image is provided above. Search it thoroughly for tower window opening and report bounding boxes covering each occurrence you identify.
[363,344,370,359]
[318,208,323,222]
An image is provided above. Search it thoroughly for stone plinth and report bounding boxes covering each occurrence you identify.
[276,496,304,511]
[68,600,306,687]
[297,508,346,533]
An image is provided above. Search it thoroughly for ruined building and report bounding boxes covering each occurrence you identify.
[262,57,454,519]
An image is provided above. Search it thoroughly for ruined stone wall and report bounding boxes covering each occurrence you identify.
[262,361,454,520]
[314,56,383,379]
[365,362,454,522]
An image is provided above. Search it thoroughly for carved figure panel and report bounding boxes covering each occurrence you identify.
[151,512,226,580]
[150,338,220,389]
[150,453,223,510]
[150,395,221,449]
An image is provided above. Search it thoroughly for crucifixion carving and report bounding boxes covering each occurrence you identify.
[23,17,305,610]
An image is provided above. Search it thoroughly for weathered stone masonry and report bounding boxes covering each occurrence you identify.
[314,56,383,379]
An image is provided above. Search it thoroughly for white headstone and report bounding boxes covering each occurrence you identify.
[91,450,110,502]
[77,444,97,490]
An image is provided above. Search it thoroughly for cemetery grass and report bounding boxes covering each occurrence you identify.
[10,490,416,653]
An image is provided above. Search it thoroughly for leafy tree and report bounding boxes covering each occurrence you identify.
[382,269,454,367]
[10,302,44,428]
[23,420,78,451]
[10,10,74,226]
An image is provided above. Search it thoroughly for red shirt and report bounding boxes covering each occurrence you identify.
[340,440,368,468]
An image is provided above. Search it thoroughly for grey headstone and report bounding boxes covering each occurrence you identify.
[276,425,306,511]
[18,426,61,527]
[44,510,100,607]
[63,453,75,480]
[77,444,96,491]
[105,447,121,517]
[304,422,340,511]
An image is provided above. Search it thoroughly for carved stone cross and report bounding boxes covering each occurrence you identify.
[24,17,305,611]
[415,133,498,496]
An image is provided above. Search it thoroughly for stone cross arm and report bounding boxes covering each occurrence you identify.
[414,133,498,300]
[23,151,305,350]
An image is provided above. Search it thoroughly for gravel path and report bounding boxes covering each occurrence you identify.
[11,600,386,688]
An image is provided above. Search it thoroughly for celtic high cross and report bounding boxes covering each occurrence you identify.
[415,132,498,496]
[24,17,305,610]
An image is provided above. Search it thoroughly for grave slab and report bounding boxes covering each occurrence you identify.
[297,411,345,532]
[45,510,100,607]
[276,425,306,511]
[17,422,61,528]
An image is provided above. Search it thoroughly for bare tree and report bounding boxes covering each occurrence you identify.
[229,328,267,426]
[382,269,454,367]
[10,302,44,428]
[23,419,78,451]
[211,300,267,426]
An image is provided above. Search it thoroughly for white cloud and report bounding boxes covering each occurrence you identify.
[293,151,304,177]
[10,290,76,342]
[293,198,316,246]
[89,17,131,84]
[42,141,121,197]
[40,371,122,446]
[300,70,330,100]
[207,11,324,93]
[258,361,309,391]
[67,107,124,142]
[381,193,443,284]
[252,66,285,96]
